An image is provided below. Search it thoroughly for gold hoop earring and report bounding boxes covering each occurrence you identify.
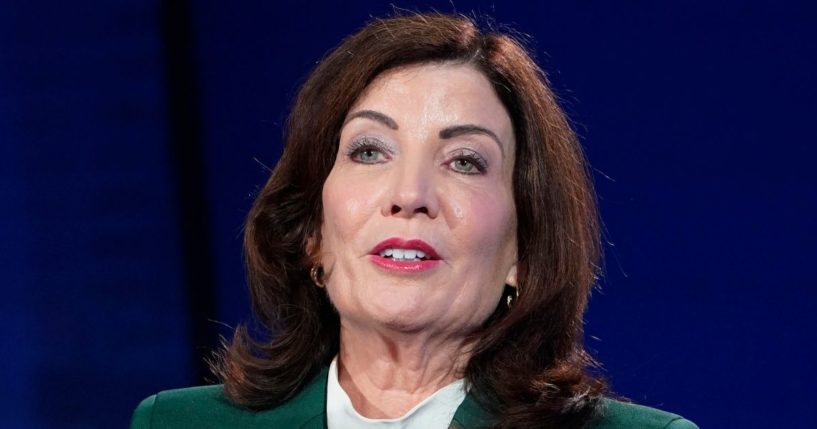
[310,265,325,288]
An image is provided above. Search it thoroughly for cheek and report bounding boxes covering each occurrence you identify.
[321,170,380,249]
[448,187,516,255]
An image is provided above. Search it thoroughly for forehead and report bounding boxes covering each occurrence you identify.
[357,63,493,100]
[347,63,514,142]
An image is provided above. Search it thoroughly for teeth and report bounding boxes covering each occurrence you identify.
[378,247,430,261]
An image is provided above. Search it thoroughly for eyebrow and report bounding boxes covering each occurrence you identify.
[343,110,399,130]
[440,124,505,157]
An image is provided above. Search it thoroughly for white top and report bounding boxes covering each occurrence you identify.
[326,356,467,429]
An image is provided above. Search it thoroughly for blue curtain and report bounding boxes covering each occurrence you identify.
[2,1,815,427]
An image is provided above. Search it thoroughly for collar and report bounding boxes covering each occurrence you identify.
[263,365,493,429]
[325,356,467,429]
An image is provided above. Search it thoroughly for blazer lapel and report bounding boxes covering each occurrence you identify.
[450,392,493,429]
[254,367,329,429]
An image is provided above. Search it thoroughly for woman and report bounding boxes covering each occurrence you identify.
[131,13,697,429]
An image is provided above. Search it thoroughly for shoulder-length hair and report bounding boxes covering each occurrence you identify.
[214,12,606,429]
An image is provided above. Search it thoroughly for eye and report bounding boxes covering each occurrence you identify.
[447,149,488,175]
[451,158,477,173]
[354,147,384,163]
[346,137,392,164]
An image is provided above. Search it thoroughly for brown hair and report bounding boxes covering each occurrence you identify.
[213,12,606,429]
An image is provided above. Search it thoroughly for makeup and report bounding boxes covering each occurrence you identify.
[369,237,442,273]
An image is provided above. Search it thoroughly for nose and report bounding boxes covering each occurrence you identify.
[382,160,439,219]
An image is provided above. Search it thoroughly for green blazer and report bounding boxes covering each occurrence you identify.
[131,367,697,429]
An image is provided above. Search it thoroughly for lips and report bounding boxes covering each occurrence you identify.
[369,238,442,260]
[368,237,442,273]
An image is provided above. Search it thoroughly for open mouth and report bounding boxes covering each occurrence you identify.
[377,248,432,262]
[369,238,441,272]
[370,237,441,262]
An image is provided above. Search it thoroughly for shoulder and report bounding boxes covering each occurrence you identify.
[130,385,252,429]
[587,398,699,429]
[129,384,325,429]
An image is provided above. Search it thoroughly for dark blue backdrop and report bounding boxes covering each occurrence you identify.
[3,1,815,428]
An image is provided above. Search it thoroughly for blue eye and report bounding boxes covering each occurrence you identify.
[448,150,488,174]
[346,137,391,164]
[353,147,384,163]
[451,158,477,173]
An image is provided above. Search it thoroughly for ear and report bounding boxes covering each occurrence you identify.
[505,263,518,289]
[305,234,319,264]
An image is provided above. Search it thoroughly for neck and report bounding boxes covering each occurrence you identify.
[336,321,471,419]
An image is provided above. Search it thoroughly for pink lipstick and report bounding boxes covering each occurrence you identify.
[369,237,442,273]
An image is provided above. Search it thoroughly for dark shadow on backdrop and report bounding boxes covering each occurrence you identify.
[160,0,219,384]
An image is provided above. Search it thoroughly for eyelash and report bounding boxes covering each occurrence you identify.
[345,137,488,174]
[345,137,392,163]
[448,149,488,174]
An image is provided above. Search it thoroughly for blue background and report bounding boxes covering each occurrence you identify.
[2,1,815,427]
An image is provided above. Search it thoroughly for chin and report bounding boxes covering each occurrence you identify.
[368,302,430,331]
[360,290,441,332]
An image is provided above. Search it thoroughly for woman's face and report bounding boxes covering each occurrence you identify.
[319,63,518,336]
